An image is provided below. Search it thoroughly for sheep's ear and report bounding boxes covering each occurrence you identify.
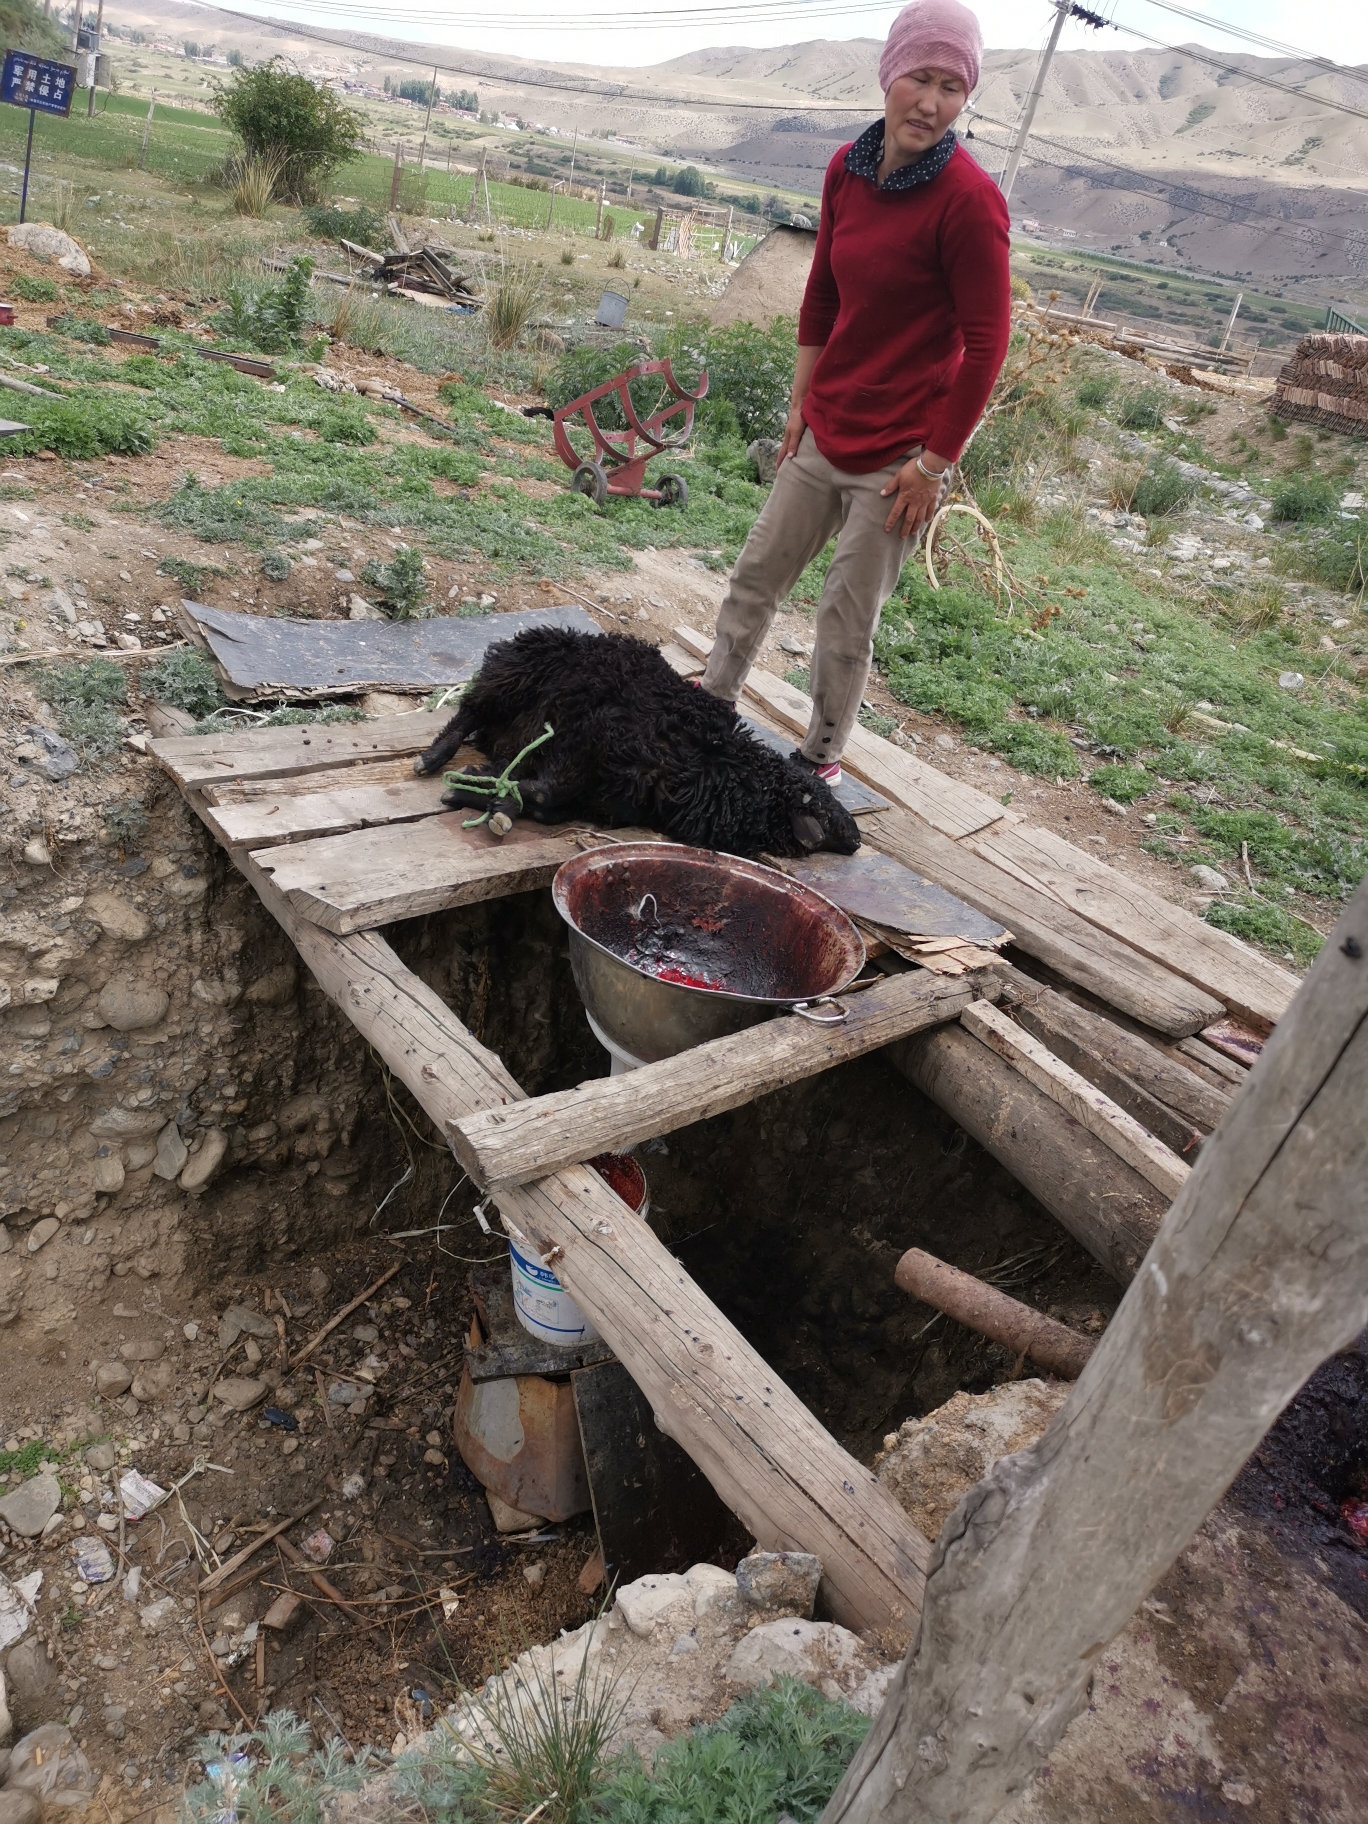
[791,811,824,851]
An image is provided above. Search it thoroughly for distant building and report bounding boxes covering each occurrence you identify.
[1022,218,1041,232]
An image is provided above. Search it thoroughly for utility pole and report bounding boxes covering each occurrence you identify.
[568,124,577,185]
[85,0,103,119]
[417,64,436,171]
[1218,290,1243,353]
[999,0,1069,207]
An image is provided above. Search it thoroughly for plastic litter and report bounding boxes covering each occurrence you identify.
[300,1527,334,1564]
[122,1566,141,1604]
[118,1469,167,1519]
[5,1722,100,1810]
[73,1536,115,1584]
[0,1568,42,1650]
[261,1406,298,1431]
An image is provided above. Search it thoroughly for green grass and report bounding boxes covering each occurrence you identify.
[31,656,127,763]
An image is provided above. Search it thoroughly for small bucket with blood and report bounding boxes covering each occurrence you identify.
[508,1153,649,1347]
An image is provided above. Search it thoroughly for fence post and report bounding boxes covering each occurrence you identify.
[137,92,155,170]
[650,205,663,251]
[595,180,605,238]
[720,204,732,262]
[466,148,485,224]
[389,143,403,212]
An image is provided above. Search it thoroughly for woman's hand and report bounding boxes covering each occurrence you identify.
[881,452,952,538]
[776,404,807,467]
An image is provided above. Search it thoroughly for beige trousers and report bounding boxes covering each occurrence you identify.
[700,427,917,763]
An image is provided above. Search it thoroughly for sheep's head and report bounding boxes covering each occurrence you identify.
[782,758,860,855]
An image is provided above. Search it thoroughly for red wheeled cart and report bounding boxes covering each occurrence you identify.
[552,357,708,508]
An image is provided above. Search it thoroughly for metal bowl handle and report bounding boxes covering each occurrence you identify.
[790,997,848,1026]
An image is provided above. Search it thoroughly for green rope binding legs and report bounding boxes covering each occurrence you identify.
[444,722,556,828]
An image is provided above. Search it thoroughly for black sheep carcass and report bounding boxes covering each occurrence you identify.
[414,626,860,858]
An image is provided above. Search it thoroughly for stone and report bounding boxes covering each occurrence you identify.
[736,1551,822,1619]
[2,1641,56,1709]
[118,1337,165,1362]
[20,839,50,868]
[25,1218,59,1253]
[85,1441,116,1472]
[0,1665,9,1749]
[92,1152,125,1194]
[747,437,781,485]
[212,1377,267,1412]
[180,1128,228,1192]
[217,1305,277,1348]
[875,1379,1070,1541]
[726,1618,878,1706]
[131,1362,173,1402]
[933,733,955,751]
[307,1267,331,1297]
[83,891,150,943]
[1190,864,1230,893]
[0,1225,9,1256]
[347,595,384,621]
[94,1362,132,1397]
[1278,671,1305,691]
[0,1790,41,1824]
[22,725,78,783]
[102,1705,127,1741]
[0,1471,61,1538]
[684,1562,738,1618]
[138,1595,179,1633]
[96,978,168,1033]
[7,222,92,275]
[616,1573,694,1638]
[89,1106,163,1140]
[485,1492,542,1532]
[243,964,297,1006]
[522,1561,546,1589]
[152,1122,188,1180]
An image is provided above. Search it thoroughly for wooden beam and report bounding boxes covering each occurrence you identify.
[227,846,928,1638]
[893,1248,1095,1380]
[148,710,441,791]
[867,807,1224,1038]
[822,880,1368,1824]
[888,1024,1167,1283]
[969,821,1297,1031]
[1002,968,1230,1136]
[251,815,653,933]
[671,625,1010,841]
[960,1001,1191,1202]
[450,972,993,1192]
[205,776,447,849]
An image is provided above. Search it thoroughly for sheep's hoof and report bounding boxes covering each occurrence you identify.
[488,811,514,840]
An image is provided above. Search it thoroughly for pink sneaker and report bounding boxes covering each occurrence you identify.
[793,752,841,785]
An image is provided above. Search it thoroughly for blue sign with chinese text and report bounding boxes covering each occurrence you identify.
[1,50,77,118]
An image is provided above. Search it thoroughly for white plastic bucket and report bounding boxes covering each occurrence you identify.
[586,1009,648,1077]
[508,1224,600,1348]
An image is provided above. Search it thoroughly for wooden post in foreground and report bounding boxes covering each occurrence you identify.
[824,880,1368,1824]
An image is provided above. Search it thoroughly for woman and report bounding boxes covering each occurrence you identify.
[699,0,1011,782]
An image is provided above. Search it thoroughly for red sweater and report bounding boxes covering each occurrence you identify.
[797,141,1011,472]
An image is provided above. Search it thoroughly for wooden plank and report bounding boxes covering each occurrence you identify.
[866,806,1224,1038]
[206,776,447,849]
[226,843,927,1638]
[1178,1034,1248,1085]
[889,1023,1167,1284]
[825,881,1368,1824]
[960,1000,1190,1201]
[1000,969,1231,1135]
[251,815,646,933]
[671,624,1011,840]
[148,711,443,790]
[969,821,1298,1032]
[449,972,989,1192]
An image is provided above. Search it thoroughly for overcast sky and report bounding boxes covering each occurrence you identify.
[224,1,1368,73]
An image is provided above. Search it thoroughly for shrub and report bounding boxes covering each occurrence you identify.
[32,657,126,761]
[15,393,154,459]
[657,316,798,443]
[1117,388,1168,431]
[303,201,385,247]
[1205,896,1321,966]
[141,649,226,717]
[673,165,707,197]
[362,546,428,618]
[262,549,292,580]
[212,60,366,204]
[607,246,626,269]
[227,150,283,217]
[1075,374,1112,408]
[560,248,575,265]
[1130,459,1196,518]
[47,313,110,345]
[485,262,541,351]
[212,256,315,353]
[104,796,148,849]
[11,273,59,302]
[1090,762,1151,802]
[1270,473,1338,523]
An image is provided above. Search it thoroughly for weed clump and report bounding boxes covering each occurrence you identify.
[1117,388,1168,431]
[1205,895,1322,966]
[1271,474,1338,523]
[32,657,126,762]
[11,273,59,303]
[262,549,292,580]
[486,263,542,351]
[1129,459,1196,518]
[15,392,154,459]
[48,313,111,346]
[304,202,385,246]
[362,546,428,618]
[1090,762,1151,802]
[141,649,226,718]
[213,256,317,354]
[104,796,149,849]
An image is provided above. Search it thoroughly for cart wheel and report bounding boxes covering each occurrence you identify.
[655,473,689,509]
[570,461,609,508]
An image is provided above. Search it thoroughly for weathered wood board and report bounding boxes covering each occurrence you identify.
[149,711,443,790]
[206,776,447,849]
[450,972,989,1192]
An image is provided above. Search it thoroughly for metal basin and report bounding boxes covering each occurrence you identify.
[552,843,866,1064]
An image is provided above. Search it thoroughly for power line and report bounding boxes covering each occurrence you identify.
[975,114,1368,257]
[190,1,885,110]
[1103,12,1368,125]
[1134,0,1368,87]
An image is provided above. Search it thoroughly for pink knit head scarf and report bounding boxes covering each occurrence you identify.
[878,0,983,94]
